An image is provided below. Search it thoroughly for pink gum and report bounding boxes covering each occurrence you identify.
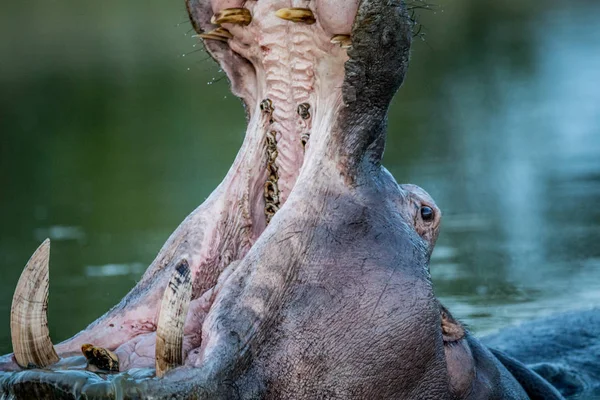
[210,0,245,14]
[315,0,358,35]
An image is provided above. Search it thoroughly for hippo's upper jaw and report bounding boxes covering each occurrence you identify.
[0,1,548,399]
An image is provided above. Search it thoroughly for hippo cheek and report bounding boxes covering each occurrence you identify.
[0,1,447,399]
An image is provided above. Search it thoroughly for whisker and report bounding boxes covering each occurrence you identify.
[181,48,206,57]
[192,53,213,63]
[213,74,228,84]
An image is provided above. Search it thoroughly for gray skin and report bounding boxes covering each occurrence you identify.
[483,309,600,399]
[0,0,590,399]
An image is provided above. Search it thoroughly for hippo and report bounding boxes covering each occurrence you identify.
[0,0,597,398]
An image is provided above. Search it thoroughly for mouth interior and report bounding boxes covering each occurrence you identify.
[3,0,358,377]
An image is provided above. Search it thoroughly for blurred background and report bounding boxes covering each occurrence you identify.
[1,0,599,355]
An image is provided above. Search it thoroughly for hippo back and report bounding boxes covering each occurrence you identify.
[483,309,600,399]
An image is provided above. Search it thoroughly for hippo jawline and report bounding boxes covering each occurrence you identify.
[0,1,540,399]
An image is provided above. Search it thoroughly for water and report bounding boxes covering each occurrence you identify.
[0,0,599,383]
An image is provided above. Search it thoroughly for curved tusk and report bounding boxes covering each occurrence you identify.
[155,259,193,378]
[10,239,59,369]
[275,8,316,24]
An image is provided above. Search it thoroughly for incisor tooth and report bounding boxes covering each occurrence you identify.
[10,239,59,369]
[331,35,352,49]
[155,259,193,378]
[197,27,233,42]
[275,8,316,25]
[211,8,252,26]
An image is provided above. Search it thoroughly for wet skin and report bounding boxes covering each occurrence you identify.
[0,0,593,399]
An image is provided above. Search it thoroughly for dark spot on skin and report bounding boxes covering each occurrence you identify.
[109,324,114,328]
[421,206,434,222]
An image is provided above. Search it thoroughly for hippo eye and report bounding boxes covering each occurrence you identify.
[420,206,434,222]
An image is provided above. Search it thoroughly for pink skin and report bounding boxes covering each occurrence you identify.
[114,261,238,370]
[315,0,359,35]
[211,0,244,13]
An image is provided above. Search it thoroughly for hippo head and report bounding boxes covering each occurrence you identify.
[0,1,533,399]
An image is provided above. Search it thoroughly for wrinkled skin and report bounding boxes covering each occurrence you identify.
[0,0,594,399]
[484,309,600,399]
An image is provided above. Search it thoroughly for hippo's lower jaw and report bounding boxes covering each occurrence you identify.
[0,1,563,399]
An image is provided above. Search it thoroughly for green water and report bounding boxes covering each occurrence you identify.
[1,0,599,364]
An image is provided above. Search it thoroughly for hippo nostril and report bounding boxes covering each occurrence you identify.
[420,206,434,222]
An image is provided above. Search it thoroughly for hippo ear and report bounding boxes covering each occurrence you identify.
[439,306,477,397]
[441,306,465,343]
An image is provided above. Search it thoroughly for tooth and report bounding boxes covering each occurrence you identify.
[301,133,311,149]
[155,259,193,378]
[81,343,119,372]
[197,27,233,42]
[275,8,316,25]
[211,8,252,26]
[10,239,59,369]
[297,103,311,120]
[331,35,352,49]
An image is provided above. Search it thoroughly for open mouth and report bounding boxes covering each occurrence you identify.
[0,1,438,399]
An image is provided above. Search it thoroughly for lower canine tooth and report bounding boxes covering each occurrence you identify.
[155,259,193,378]
[212,8,252,26]
[275,8,316,24]
[331,35,352,49]
[10,239,60,369]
